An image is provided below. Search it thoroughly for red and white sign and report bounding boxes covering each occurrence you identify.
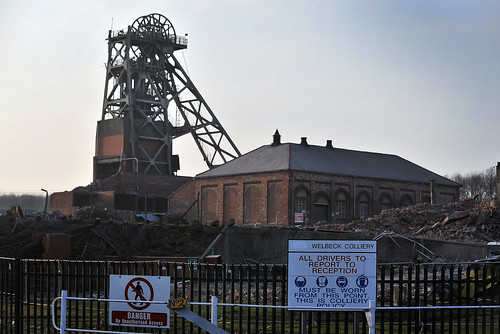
[109,275,170,328]
[294,213,304,223]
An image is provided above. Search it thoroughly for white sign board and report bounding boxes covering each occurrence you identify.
[109,275,170,328]
[287,240,377,310]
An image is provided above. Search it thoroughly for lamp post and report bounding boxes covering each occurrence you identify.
[41,188,48,221]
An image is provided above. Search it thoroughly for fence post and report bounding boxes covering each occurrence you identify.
[300,312,307,334]
[211,296,218,325]
[60,290,67,334]
[354,312,359,333]
[366,300,376,334]
[14,258,22,334]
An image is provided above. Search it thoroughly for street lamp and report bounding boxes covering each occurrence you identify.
[41,188,48,221]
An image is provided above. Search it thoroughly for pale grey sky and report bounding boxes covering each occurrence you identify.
[1,0,499,194]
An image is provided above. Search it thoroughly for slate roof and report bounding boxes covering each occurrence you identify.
[197,143,460,187]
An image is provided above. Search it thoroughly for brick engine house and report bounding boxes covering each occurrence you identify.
[168,131,460,226]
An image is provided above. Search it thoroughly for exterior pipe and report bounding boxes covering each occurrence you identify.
[199,226,228,262]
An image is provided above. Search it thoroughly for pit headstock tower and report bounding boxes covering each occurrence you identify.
[94,13,240,180]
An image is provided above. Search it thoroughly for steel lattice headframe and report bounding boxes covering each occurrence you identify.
[100,13,241,176]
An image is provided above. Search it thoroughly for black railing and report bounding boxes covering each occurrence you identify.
[0,258,499,333]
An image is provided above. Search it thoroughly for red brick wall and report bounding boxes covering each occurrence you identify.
[169,172,291,226]
[223,186,238,223]
[168,180,199,222]
[95,135,124,157]
[201,186,218,223]
[267,180,288,225]
[168,170,459,226]
[50,192,78,216]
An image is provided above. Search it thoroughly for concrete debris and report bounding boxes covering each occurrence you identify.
[0,209,223,259]
[6,205,24,221]
[309,199,500,243]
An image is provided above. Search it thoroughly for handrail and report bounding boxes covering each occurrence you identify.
[51,296,61,331]
[52,291,154,334]
[52,291,500,334]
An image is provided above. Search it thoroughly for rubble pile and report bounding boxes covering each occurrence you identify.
[0,214,223,259]
[313,199,500,243]
[2,199,499,259]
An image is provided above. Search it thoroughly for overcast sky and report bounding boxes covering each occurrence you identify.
[1,0,499,194]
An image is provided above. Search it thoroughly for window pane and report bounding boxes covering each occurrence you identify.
[380,203,391,211]
[380,195,391,211]
[336,200,346,219]
[296,197,306,213]
[359,202,368,219]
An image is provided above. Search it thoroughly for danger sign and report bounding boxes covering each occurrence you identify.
[109,275,170,328]
[287,240,377,311]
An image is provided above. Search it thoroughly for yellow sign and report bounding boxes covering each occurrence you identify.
[168,298,188,309]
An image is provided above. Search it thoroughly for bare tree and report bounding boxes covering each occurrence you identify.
[0,194,46,214]
[484,166,496,199]
[449,166,497,200]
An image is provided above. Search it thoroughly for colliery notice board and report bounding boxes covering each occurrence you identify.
[287,240,377,310]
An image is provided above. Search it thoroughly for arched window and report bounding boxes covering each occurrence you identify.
[379,193,392,212]
[357,192,370,220]
[202,189,217,223]
[244,186,261,224]
[294,187,309,224]
[268,183,285,224]
[314,193,330,224]
[223,187,237,224]
[400,194,413,207]
[335,190,348,219]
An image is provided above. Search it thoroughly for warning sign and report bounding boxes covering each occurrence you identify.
[109,275,170,328]
[287,240,376,311]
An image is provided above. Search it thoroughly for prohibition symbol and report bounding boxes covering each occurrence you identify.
[125,277,154,310]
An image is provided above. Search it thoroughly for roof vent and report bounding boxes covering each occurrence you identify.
[272,129,281,146]
[300,137,309,147]
[326,140,334,149]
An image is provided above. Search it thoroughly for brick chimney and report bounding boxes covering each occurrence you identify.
[272,129,281,146]
[326,140,334,149]
[300,137,309,147]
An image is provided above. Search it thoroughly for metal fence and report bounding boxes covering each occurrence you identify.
[1,257,499,333]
